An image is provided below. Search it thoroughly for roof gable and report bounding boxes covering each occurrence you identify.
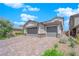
[43,17,64,25]
[23,17,64,28]
[23,20,38,28]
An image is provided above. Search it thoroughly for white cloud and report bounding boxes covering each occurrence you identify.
[20,13,37,21]
[64,19,69,26]
[55,5,79,31]
[23,5,40,12]
[4,3,40,11]
[22,8,27,12]
[4,3,24,8]
[55,6,79,17]
[28,7,40,11]
[14,21,25,25]
[64,19,69,31]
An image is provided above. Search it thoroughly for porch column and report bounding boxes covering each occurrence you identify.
[24,28,27,35]
[69,30,70,37]
[38,24,46,34]
[57,25,61,37]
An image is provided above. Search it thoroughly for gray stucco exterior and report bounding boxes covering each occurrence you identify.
[69,14,79,36]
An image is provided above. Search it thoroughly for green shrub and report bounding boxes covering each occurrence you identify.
[54,44,58,49]
[59,36,68,44]
[41,44,64,56]
[0,18,13,39]
[68,36,76,56]
[68,36,76,48]
[59,38,66,44]
[76,34,79,44]
[15,32,23,36]
[69,51,76,56]
[42,48,64,56]
[0,35,7,40]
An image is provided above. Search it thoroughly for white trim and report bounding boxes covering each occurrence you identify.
[45,25,58,27]
[44,18,63,24]
[57,25,61,34]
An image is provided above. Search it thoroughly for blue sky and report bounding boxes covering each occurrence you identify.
[0,3,79,31]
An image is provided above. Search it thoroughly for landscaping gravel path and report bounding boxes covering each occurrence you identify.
[0,35,59,56]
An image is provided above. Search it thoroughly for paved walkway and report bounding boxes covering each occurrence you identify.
[0,35,59,56]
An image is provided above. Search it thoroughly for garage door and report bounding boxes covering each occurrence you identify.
[27,27,38,34]
[47,26,57,37]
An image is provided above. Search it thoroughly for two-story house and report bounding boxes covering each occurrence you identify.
[69,14,79,37]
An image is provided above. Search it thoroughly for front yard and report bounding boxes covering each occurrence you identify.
[0,35,79,56]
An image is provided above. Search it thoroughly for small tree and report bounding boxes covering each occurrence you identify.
[0,18,13,38]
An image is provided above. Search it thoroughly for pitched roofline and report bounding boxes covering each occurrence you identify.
[70,13,79,20]
[23,20,39,28]
[70,13,79,17]
[42,16,64,23]
[23,16,64,28]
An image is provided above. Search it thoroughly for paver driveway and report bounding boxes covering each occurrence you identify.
[0,35,59,56]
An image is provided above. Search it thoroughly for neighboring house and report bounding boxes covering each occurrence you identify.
[23,17,64,37]
[69,14,79,37]
[12,27,23,35]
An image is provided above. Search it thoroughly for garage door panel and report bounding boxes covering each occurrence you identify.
[27,27,38,34]
[47,26,57,32]
[47,26,57,37]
